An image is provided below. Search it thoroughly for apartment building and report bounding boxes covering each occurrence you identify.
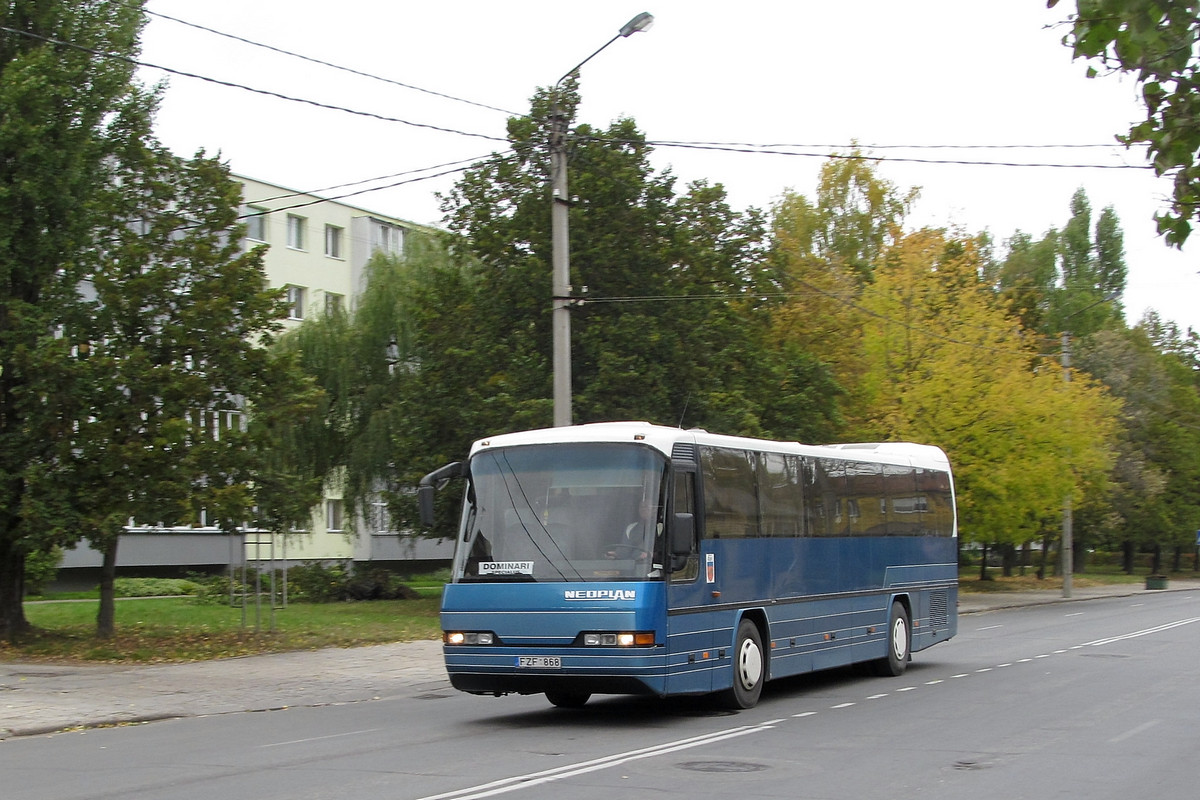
[57,176,454,583]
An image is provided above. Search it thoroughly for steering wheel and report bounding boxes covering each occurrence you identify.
[605,543,650,560]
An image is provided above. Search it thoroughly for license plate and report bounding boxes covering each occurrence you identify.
[517,656,562,669]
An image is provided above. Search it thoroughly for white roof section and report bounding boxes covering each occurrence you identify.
[470,422,951,473]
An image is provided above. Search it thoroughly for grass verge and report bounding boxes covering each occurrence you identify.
[958,568,1195,593]
[2,596,442,664]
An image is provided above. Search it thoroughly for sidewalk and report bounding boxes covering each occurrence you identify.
[3,581,1197,739]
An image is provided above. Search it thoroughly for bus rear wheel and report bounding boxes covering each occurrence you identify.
[722,618,765,709]
[873,602,910,677]
[546,691,590,708]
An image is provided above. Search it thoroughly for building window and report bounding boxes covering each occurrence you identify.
[324,224,343,258]
[370,500,394,534]
[326,500,344,532]
[372,220,404,256]
[244,207,267,242]
[325,292,344,315]
[286,285,306,319]
[286,214,306,250]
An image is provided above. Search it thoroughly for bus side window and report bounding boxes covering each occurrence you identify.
[671,469,699,580]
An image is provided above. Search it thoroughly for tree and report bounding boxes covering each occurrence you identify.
[1051,0,1200,245]
[0,0,153,640]
[440,84,839,441]
[996,228,1058,334]
[1072,326,1174,571]
[62,147,318,638]
[276,233,477,540]
[1048,188,1127,336]
[767,152,917,426]
[857,228,1120,565]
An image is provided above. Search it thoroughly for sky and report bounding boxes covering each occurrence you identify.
[138,1,1200,334]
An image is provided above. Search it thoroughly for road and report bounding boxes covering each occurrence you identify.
[2,592,1197,800]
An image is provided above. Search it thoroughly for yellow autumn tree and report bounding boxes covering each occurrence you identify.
[768,152,917,423]
[855,229,1120,551]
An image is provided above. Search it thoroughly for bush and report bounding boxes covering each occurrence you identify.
[344,569,421,601]
[24,546,63,595]
[112,577,203,597]
[287,561,351,603]
[187,563,424,605]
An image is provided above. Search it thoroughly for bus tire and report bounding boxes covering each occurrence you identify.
[722,618,765,709]
[874,602,911,677]
[546,691,590,708]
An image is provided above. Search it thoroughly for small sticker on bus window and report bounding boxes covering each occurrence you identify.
[480,561,534,575]
[705,553,715,583]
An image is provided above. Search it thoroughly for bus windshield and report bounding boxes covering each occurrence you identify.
[454,443,668,583]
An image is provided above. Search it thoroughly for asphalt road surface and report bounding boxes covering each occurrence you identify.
[2,591,1197,800]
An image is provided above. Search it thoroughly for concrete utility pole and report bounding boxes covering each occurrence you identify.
[1061,330,1073,599]
[549,12,654,427]
[1057,290,1118,598]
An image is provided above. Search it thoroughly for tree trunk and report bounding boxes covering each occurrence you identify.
[1001,543,1016,577]
[1150,543,1163,575]
[1122,540,1134,574]
[96,538,119,639]
[979,542,990,581]
[0,537,30,642]
[1172,546,1182,573]
[1038,533,1050,579]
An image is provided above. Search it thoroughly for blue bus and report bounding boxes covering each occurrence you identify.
[419,422,957,708]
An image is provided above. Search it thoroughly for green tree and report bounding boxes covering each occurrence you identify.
[277,234,474,540]
[1072,325,1176,571]
[1051,0,1200,245]
[0,0,152,640]
[440,84,838,440]
[63,149,317,638]
[996,229,1058,334]
[1048,189,1126,336]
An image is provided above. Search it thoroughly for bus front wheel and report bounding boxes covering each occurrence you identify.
[874,602,911,677]
[722,618,765,709]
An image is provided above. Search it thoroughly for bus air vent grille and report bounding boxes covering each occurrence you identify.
[930,590,949,628]
[671,442,697,463]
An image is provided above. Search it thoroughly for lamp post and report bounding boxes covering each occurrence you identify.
[1057,290,1119,598]
[1060,329,1075,598]
[550,12,654,427]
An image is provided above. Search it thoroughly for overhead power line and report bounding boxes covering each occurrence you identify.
[0,23,511,146]
[243,155,495,206]
[237,159,509,221]
[133,9,1150,172]
[140,5,525,118]
[638,139,1153,171]
[4,20,1154,172]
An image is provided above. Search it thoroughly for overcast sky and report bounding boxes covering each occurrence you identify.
[139,1,1200,334]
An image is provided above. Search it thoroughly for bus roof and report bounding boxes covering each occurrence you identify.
[469,422,951,473]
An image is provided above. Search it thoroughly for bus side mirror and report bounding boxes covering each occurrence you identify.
[671,512,695,556]
[417,461,463,528]
[418,485,436,528]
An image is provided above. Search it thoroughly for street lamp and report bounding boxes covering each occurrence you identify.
[550,12,654,427]
[1058,290,1119,598]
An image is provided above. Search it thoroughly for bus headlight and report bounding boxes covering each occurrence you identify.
[582,632,655,646]
[444,631,495,645]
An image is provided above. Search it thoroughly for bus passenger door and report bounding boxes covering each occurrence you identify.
[666,467,715,694]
